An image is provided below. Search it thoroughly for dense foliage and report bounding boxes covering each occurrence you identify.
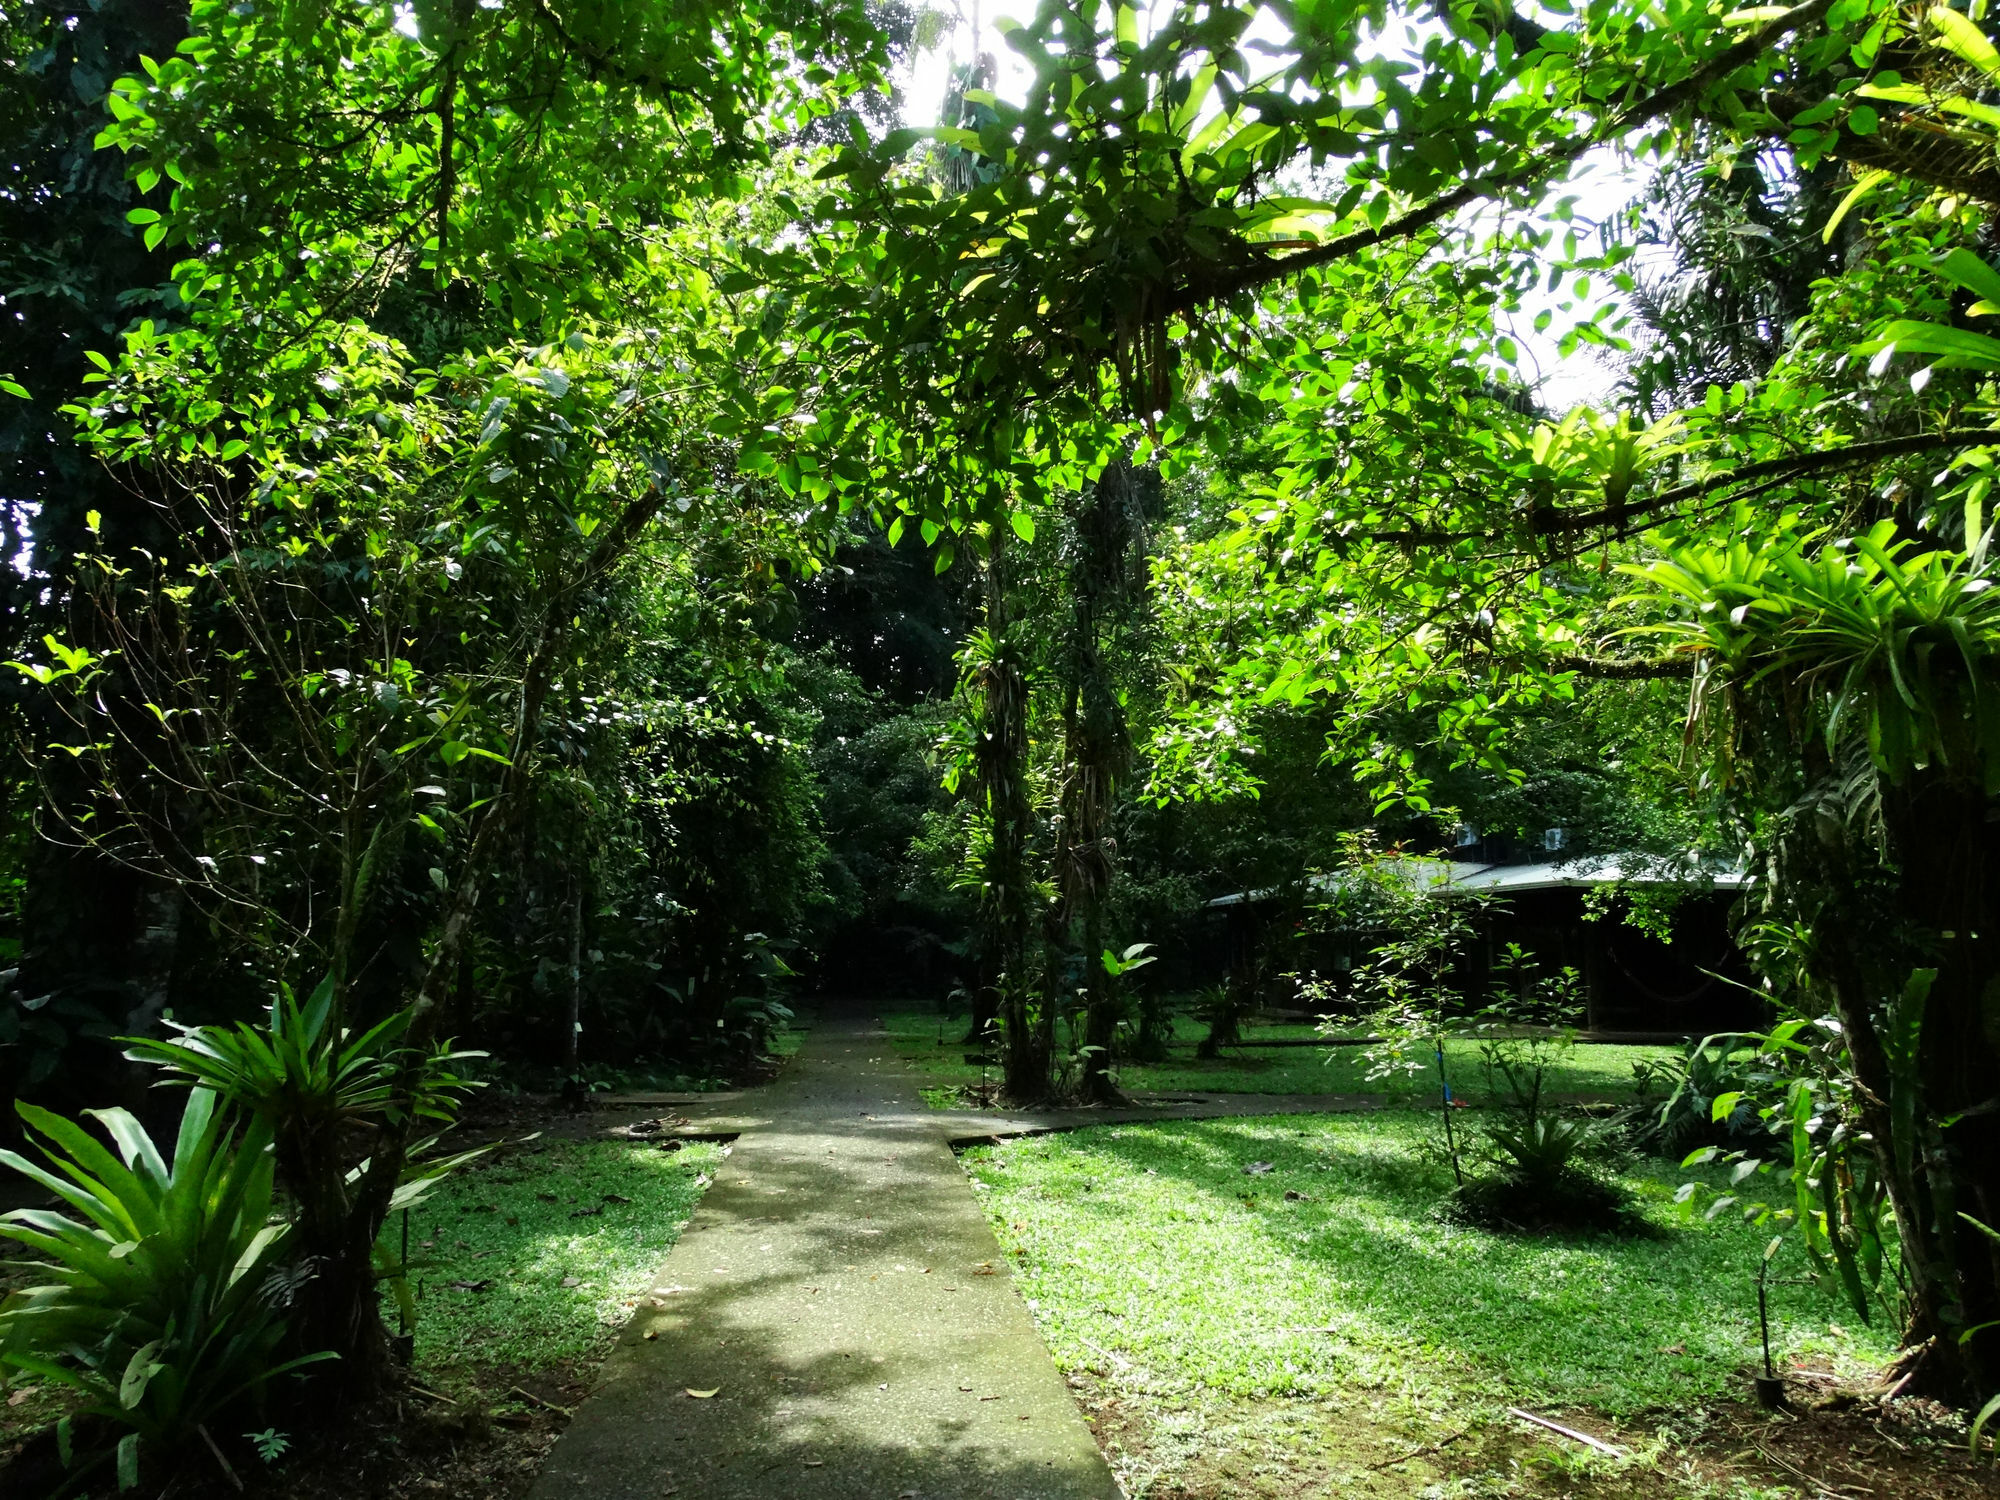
[10,0,2000,1479]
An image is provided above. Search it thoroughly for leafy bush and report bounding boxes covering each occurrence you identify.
[1193,982,1245,1058]
[1639,1037,1769,1156]
[121,977,486,1388]
[1453,954,1640,1232]
[0,1090,331,1491]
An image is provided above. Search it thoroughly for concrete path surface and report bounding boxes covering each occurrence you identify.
[530,1008,1126,1500]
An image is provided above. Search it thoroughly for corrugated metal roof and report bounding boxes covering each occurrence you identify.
[1206,856,1749,908]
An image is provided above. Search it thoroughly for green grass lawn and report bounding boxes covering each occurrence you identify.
[881,1008,1680,1102]
[961,1113,1894,1416]
[402,1135,723,1380]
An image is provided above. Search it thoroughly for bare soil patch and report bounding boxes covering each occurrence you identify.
[1071,1371,2000,1499]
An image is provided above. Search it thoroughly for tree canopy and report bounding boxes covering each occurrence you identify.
[9,0,2000,1436]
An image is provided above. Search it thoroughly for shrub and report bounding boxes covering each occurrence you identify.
[1455,958,1641,1232]
[1485,1112,1603,1181]
[1639,1037,1770,1156]
[0,1089,332,1491]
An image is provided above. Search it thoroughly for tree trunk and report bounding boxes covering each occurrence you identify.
[568,873,584,1078]
[296,484,672,1394]
[975,551,1046,1104]
[1058,458,1150,1103]
[1874,772,2000,1396]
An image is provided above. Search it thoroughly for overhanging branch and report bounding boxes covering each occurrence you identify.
[1548,651,1699,679]
[1364,427,2000,548]
[1164,0,1838,316]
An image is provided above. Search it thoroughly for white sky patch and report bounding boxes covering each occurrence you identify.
[897,1,1651,417]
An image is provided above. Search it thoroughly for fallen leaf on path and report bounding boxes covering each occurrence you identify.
[685,1388,720,1399]
[560,1277,582,1288]
[804,1459,823,1468]
[7,1388,37,1406]
[959,1384,974,1392]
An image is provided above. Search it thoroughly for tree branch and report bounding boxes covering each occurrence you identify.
[1365,427,2000,547]
[1547,651,1699,678]
[1167,0,1838,315]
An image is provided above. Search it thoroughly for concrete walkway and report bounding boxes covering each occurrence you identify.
[530,1010,1126,1500]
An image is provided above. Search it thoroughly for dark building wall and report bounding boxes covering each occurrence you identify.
[1210,885,1763,1038]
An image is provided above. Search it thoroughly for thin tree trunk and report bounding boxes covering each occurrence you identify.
[567,873,584,1078]
[305,485,669,1391]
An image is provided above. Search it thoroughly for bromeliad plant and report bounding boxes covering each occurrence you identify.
[0,1089,333,1493]
[1627,521,2000,1392]
[1473,949,1603,1186]
[1625,519,2000,786]
[121,977,485,1371]
[121,976,482,1135]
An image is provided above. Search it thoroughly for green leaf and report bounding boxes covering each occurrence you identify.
[1930,4,2000,81]
[1009,510,1036,543]
[1822,169,1891,243]
[116,1433,140,1491]
[1856,320,2000,369]
[1937,248,2000,309]
[1973,1392,2000,1458]
[118,1340,162,1410]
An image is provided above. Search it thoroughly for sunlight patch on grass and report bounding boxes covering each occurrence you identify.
[402,1137,722,1380]
[963,1114,1895,1416]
